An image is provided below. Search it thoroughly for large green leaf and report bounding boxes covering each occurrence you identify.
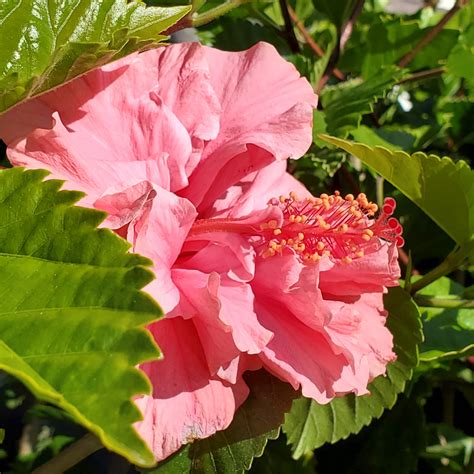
[154,371,297,473]
[0,0,190,113]
[417,277,474,362]
[320,66,404,138]
[283,287,422,459]
[0,168,162,467]
[319,135,474,245]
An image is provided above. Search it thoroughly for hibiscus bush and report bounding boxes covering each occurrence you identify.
[0,1,473,473]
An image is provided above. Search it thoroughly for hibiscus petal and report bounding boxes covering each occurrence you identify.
[319,243,400,298]
[131,186,197,312]
[255,298,347,404]
[136,317,249,460]
[180,41,317,209]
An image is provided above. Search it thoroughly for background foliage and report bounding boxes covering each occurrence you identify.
[0,0,473,473]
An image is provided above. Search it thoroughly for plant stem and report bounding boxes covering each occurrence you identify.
[32,434,102,474]
[398,0,467,68]
[413,294,474,309]
[398,67,446,84]
[192,0,252,28]
[316,0,365,93]
[278,0,300,53]
[287,5,345,80]
[410,242,474,294]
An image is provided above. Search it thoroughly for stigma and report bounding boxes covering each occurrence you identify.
[260,191,404,264]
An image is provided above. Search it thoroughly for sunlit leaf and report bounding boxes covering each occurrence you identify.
[0,168,162,467]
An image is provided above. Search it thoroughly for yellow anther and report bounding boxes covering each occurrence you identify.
[322,250,331,257]
[270,241,278,250]
[268,220,278,229]
[280,239,287,246]
[279,195,287,203]
[362,234,371,241]
[357,193,367,201]
[335,190,340,196]
[289,191,298,201]
[311,253,321,262]
[342,256,353,264]
[323,201,331,210]
[297,232,305,241]
[273,228,282,236]
[364,229,374,237]
[260,223,268,230]
[299,243,306,252]
[263,248,276,258]
[295,216,303,223]
[301,215,308,223]
[313,198,322,206]
[353,210,362,219]
[289,215,296,223]
[316,241,325,251]
[355,250,365,258]
[320,193,329,200]
[287,238,294,245]
[345,194,354,201]
[338,223,348,233]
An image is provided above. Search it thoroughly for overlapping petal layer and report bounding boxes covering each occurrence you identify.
[0,41,399,461]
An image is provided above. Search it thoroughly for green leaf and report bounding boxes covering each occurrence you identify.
[447,24,474,79]
[320,66,404,137]
[361,19,459,78]
[319,135,474,245]
[283,287,422,459]
[417,277,474,362]
[313,395,426,474]
[154,370,297,473]
[0,0,190,113]
[0,168,162,467]
[311,0,358,29]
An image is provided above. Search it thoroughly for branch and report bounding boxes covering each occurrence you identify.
[287,5,345,80]
[398,67,446,84]
[316,0,365,93]
[410,242,474,294]
[278,0,300,53]
[33,434,102,474]
[414,294,474,309]
[398,0,467,68]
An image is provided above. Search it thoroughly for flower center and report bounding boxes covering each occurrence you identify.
[189,191,404,265]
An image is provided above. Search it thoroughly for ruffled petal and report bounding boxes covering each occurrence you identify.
[180,41,317,209]
[319,243,400,298]
[136,318,249,460]
[130,186,197,312]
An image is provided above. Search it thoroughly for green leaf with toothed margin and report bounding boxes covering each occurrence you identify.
[0,167,162,468]
[283,287,422,459]
[0,0,190,113]
[319,135,474,245]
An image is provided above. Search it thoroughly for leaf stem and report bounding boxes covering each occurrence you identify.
[413,294,474,309]
[287,5,345,80]
[398,67,446,84]
[192,0,252,28]
[278,0,300,53]
[410,242,474,294]
[32,433,102,474]
[316,0,365,93]
[398,0,467,68]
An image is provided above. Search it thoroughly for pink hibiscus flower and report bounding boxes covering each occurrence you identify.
[0,42,401,461]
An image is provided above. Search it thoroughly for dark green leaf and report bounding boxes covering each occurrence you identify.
[0,0,190,113]
[311,0,358,29]
[283,287,422,459]
[0,168,162,467]
[320,66,404,137]
[418,277,474,362]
